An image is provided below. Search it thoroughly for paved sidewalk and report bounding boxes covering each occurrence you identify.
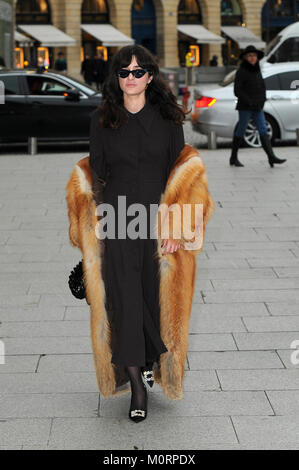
[0,134,299,449]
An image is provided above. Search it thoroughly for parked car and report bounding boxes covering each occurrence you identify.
[191,62,299,148]
[0,68,102,143]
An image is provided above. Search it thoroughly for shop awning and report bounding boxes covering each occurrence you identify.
[15,31,33,45]
[81,24,134,46]
[177,24,225,44]
[221,26,266,49]
[18,24,76,47]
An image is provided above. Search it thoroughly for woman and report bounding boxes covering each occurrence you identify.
[230,44,287,168]
[89,45,186,422]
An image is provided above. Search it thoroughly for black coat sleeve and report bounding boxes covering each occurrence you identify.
[89,109,109,207]
[167,121,185,177]
[234,68,252,106]
[89,109,108,184]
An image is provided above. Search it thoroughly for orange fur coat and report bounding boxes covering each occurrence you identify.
[65,143,214,400]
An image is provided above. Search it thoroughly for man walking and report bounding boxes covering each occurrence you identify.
[94,51,107,92]
[54,52,67,73]
[80,55,95,86]
[230,45,286,168]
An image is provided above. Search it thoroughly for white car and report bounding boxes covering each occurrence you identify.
[192,62,299,147]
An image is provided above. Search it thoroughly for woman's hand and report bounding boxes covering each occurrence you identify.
[161,239,182,255]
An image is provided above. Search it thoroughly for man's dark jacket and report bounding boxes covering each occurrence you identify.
[234,60,266,111]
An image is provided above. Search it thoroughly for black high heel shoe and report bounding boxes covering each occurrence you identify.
[141,362,154,388]
[129,383,148,423]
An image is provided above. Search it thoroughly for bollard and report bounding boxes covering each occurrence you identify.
[28,137,37,155]
[208,131,217,150]
[296,129,299,146]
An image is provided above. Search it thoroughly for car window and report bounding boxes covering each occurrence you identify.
[62,76,97,96]
[0,75,20,95]
[26,76,72,96]
[264,74,280,90]
[278,71,299,91]
[264,35,281,57]
[275,38,299,63]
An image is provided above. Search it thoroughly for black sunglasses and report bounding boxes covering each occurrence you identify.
[117,68,150,79]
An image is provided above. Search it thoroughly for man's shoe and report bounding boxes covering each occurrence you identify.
[230,135,244,167]
[260,134,287,168]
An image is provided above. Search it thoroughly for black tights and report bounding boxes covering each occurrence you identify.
[126,366,146,410]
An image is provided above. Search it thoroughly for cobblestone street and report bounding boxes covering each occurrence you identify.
[1,124,299,449]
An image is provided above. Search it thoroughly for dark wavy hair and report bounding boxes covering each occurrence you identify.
[97,45,190,128]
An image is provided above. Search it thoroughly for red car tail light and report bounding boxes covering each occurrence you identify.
[195,96,217,108]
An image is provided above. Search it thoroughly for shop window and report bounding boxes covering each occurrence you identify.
[81,0,109,24]
[221,0,243,26]
[15,48,24,69]
[262,0,299,42]
[263,0,299,20]
[16,0,51,24]
[131,0,157,55]
[178,0,202,24]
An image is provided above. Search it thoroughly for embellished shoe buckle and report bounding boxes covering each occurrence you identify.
[130,409,145,418]
[142,370,153,382]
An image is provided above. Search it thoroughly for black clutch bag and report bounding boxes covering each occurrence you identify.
[68,260,86,299]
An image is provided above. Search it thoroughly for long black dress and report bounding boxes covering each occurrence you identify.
[89,98,185,367]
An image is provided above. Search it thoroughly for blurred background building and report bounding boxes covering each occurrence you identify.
[0,0,13,67]
[6,0,299,78]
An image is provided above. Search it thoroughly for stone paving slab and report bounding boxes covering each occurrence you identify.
[47,416,237,450]
[1,320,90,338]
[0,393,99,418]
[217,369,299,390]
[243,316,299,332]
[0,355,39,374]
[188,350,283,370]
[3,337,92,355]
[232,416,299,447]
[189,314,246,333]
[0,372,98,394]
[277,349,299,368]
[266,390,299,414]
[1,141,299,449]
[266,302,299,315]
[36,354,95,373]
[98,390,273,418]
[0,419,52,447]
[191,302,269,317]
[188,333,237,351]
[233,331,299,350]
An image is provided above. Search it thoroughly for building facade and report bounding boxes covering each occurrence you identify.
[0,0,13,67]
[13,0,299,79]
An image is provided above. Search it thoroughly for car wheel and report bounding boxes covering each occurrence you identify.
[243,116,277,148]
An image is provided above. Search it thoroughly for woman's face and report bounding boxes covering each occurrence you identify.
[245,52,258,65]
[118,55,153,96]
